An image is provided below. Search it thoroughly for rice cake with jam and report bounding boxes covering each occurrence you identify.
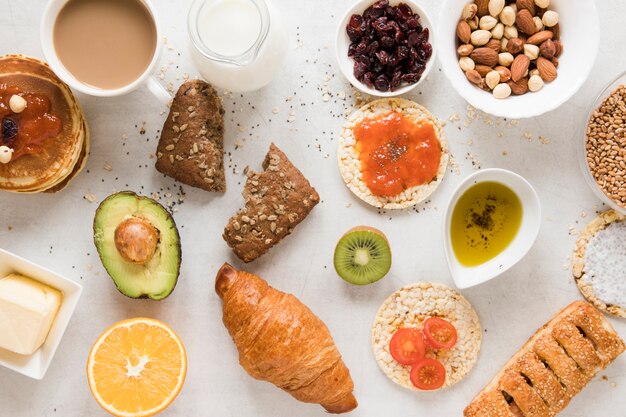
[338,98,448,209]
[572,209,626,318]
[372,283,481,390]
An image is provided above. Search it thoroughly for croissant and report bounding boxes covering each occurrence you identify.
[215,263,358,414]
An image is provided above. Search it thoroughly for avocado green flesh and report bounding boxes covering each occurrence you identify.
[93,192,181,300]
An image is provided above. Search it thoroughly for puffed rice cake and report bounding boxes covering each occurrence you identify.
[572,209,626,318]
[338,98,448,209]
[371,282,481,390]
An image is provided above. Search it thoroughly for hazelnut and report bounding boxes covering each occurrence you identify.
[528,75,544,92]
[493,83,512,99]
[0,146,13,164]
[495,66,512,82]
[507,38,525,54]
[459,56,476,72]
[9,95,27,113]
[542,10,559,27]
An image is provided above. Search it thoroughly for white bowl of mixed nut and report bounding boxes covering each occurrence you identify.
[580,71,626,214]
[336,0,437,96]
[438,0,599,118]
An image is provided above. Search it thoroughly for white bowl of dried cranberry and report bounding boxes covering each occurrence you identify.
[336,0,437,97]
[438,0,599,119]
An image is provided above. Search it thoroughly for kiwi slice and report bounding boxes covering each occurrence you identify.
[333,226,392,285]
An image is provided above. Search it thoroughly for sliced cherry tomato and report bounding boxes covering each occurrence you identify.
[410,358,446,390]
[422,317,458,350]
[389,328,426,365]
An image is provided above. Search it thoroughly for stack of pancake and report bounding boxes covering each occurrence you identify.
[0,55,88,193]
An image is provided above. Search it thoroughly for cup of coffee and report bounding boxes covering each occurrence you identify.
[40,0,170,103]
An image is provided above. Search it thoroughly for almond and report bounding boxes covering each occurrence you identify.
[485,39,502,52]
[537,57,557,81]
[507,77,529,95]
[457,20,471,44]
[506,37,524,54]
[471,47,499,67]
[457,44,474,57]
[527,30,553,45]
[539,39,556,59]
[475,64,493,77]
[516,9,537,35]
[516,0,536,15]
[476,0,490,17]
[511,54,530,82]
[495,66,512,82]
[465,69,483,85]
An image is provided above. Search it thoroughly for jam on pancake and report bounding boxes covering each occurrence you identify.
[0,83,62,162]
[353,112,442,197]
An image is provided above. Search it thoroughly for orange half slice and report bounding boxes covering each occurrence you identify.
[87,318,187,417]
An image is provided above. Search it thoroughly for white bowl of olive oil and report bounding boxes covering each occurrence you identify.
[443,169,541,289]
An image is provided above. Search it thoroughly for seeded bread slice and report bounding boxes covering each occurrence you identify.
[155,80,225,192]
[223,143,320,262]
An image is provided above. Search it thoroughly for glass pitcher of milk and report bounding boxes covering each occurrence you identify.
[188,0,288,92]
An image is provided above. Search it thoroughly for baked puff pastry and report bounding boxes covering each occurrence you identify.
[464,301,624,417]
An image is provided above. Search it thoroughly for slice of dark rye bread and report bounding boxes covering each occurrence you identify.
[155,80,226,192]
[223,143,320,262]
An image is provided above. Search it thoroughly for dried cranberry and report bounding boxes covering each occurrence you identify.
[356,55,371,66]
[373,17,389,32]
[388,52,401,67]
[407,31,420,47]
[356,41,368,55]
[406,16,420,29]
[390,73,402,90]
[2,117,18,147]
[418,45,432,60]
[394,28,405,44]
[375,50,390,65]
[363,5,384,19]
[363,72,375,88]
[374,75,390,92]
[380,36,395,48]
[366,40,380,54]
[401,73,421,83]
[396,3,413,20]
[397,45,409,60]
[354,62,368,80]
[372,0,389,9]
[348,44,357,57]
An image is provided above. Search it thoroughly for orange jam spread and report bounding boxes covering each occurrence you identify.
[0,83,62,160]
[354,112,441,197]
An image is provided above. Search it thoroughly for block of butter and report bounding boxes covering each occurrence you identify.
[0,273,62,355]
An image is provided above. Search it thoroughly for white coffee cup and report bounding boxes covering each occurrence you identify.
[40,0,171,104]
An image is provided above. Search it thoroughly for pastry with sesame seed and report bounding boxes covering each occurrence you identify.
[464,301,625,417]
[155,79,225,192]
[223,143,319,262]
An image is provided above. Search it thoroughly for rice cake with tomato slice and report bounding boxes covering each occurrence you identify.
[338,98,448,209]
[371,283,481,390]
[572,209,626,318]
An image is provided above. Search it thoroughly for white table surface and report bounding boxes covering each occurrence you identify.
[1,0,625,416]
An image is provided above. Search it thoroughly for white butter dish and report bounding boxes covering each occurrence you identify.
[0,248,82,379]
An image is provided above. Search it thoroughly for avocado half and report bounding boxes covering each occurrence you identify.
[93,191,181,300]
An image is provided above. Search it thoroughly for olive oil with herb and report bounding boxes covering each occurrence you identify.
[451,181,522,267]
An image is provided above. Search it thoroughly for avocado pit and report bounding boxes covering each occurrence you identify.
[114,217,159,264]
